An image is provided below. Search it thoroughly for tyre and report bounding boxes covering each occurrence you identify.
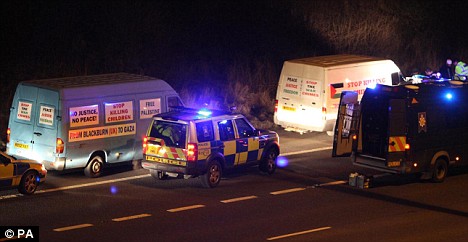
[200,160,222,188]
[431,158,448,183]
[150,170,168,180]
[18,171,38,195]
[84,155,104,178]
[259,148,278,174]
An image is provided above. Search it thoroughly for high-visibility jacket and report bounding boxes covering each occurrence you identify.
[455,61,468,80]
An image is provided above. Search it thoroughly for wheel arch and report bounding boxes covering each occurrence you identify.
[87,150,107,166]
[262,141,280,159]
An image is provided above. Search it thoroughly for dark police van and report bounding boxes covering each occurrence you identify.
[333,80,468,182]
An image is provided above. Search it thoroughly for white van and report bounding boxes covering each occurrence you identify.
[6,73,183,177]
[274,54,401,134]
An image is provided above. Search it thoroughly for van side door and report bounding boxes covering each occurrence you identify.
[332,91,360,157]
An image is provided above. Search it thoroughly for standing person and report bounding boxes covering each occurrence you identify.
[454,59,468,81]
[439,58,454,79]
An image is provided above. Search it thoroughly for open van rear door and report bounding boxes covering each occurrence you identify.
[332,91,360,157]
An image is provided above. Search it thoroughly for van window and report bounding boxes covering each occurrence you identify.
[196,121,214,142]
[218,120,235,141]
[235,118,255,138]
[149,120,187,148]
[168,96,184,108]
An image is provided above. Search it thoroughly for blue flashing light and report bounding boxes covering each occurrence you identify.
[110,185,118,194]
[277,156,289,168]
[367,82,377,89]
[219,120,228,124]
[197,108,212,117]
[445,93,453,100]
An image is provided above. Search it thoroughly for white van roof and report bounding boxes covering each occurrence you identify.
[19,72,176,100]
[286,54,387,68]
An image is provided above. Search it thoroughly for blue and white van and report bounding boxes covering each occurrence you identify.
[6,73,183,177]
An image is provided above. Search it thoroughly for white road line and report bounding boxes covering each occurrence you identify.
[112,213,152,222]
[315,180,347,187]
[220,195,258,203]
[267,226,332,240]
[167,204,205,212]
[53,223,94,232]
[36,174,151,194]
[0,146,334,201]
[280,146,332,156]
[270,187,306,195]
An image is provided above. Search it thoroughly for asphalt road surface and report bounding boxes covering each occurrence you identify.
[1,130,467,242]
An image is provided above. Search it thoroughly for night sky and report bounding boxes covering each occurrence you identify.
[1,0,467,136]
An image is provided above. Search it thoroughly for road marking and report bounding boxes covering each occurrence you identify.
[0,194,21,200]
[112,213,152,222]
[314,180,347,187]
[167,204,205,212]
[280,146,332,156]
[53,223,94,232]
[36,174,151,194]
[220,195,258,203]
[0,146,337,201]
[267,226,332,240]
[270,187,306,195]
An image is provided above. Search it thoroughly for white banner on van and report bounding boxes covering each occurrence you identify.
[283,76,321,102]
[105,101,134,123]
[139,98,161,119]
[68,123,136,142]
[17,101,33,121]
[70,105,99,128]
[39,105,54,126]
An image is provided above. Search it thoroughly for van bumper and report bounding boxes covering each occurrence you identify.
[141,160,199,176]
[352,153,409,174]
[43,157,66,171]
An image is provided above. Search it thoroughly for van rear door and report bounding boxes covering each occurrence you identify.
[9,85,58,160]
[9,85,37,157]
[32,88,59,159]
[332,91,359,157]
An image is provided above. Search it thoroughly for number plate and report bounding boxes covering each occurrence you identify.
[387,161,401,167]
[282,106,296,111]
[145,156,187,166]
[14,142,29,150]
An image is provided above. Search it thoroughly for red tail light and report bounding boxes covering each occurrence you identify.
[274,100,278,113]
[142,136,148,154]
[56,138,64,154]
[6,128,10,143]
[186,143,198,162]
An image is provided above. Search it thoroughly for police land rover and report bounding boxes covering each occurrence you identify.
[141,107,280,188]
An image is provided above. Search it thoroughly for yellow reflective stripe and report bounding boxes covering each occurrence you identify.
[176,148,186,160]
[0,164,14,179]
[223,140,236,155]
[257,148,264,160]
[388,136,406,152]
[248,138,259,151]
[238,152,248,165]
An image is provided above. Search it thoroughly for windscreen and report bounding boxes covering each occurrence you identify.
[149,120,187,148]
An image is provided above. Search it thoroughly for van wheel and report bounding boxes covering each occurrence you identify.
[200,160,222,188]
[84,155,104,178]
[150,170,168,180]
[259,148,278,174]
[18,171,38,195]
[432,158,448,183]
